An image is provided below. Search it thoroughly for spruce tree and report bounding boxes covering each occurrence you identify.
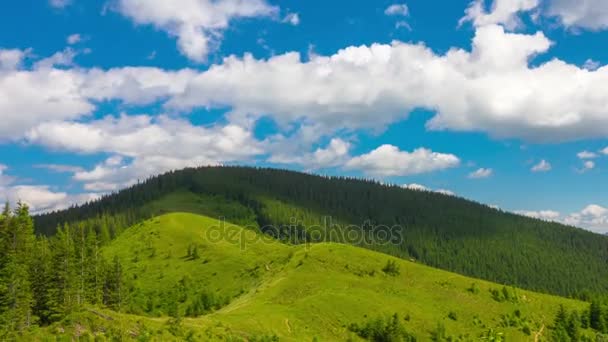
[0,203,36,333]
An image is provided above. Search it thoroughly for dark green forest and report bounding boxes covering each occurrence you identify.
[35,166,608,300]
[0,203,126,338]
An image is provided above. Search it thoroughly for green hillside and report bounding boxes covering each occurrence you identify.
[30,213,605,341]
[35,167,608,300]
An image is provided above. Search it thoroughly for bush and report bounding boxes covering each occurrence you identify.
[349,313,416,342]
[448,311,458,321]
[382,260,400,276]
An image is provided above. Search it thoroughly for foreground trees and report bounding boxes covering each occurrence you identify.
[0,203,125,338]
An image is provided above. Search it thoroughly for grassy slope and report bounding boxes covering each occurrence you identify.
[33,212,595,341]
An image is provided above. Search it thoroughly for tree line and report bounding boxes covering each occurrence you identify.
[0,203,126,338]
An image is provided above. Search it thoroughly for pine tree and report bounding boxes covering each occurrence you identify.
[566,311,581,341]
[0,202,36,333]
[85,227,103,304]
[49,224,77,317]
[590,301,605,332]
[104,256,124,311]
[30,238,54,325]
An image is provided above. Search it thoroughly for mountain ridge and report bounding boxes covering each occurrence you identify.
[35,166,608,299]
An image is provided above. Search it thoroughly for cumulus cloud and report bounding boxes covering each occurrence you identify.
[0,49,28,70]
[460,0,540,30]
[547,0,608,30]
[345,145,460,177]
[164,24,608,142]
[0,165,98,214]
[516,205,608,234]
[468,168,493,179]
[577,150,597,159]
[531,159,551,172]
[0,49,196,140]
[516,209,561,221]
[6,186,99,214]
[385,4,409,17]
[564,204,608,234]
[5,22,608,143]
[114,0,278,62]
[269,138,351,170]
[26,114,263,191]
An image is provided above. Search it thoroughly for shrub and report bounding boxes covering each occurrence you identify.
[349,313,416,342]
[382,260,400,276]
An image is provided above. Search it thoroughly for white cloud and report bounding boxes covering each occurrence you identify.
[581,160,596,171]
[269,138,351,170]
[403,183,428,191]
[547,0,608,30]
[7,186,99,214]
[345,145,460,177]
[0,49,28,70]
[531,159,551,172]
[0,49,197,140]
[34,48,78,69]
[516,209,561,221]
[166,24,608,142]
[577,150,597,159]
[468,168,493,179]
[26,114,263,191]
[515,204,608,234]
[0,165,98,214]
[282,12,300,26]
[5,22,608,144]
[601,147,608,155]
[49,0,71,8]
[402,183,456,196]
[67,34,82,45]
[564,204,608,234]
[385,4,409,17]
[460,0,540,30]
[114,0,278,62]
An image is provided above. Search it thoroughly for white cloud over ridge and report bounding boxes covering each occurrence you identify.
[0,165,98,214]
[26,114,263,192]
[345,145,460,177]
[517,204,608,234]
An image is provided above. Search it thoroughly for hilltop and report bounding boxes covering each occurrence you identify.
[35,166,608,299]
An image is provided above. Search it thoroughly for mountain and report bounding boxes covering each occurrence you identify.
[35,166,608,299]
[33,213,599,340]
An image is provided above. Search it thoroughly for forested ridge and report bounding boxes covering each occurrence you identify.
[35,166,608,299]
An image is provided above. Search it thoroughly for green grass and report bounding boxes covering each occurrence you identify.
[38,212,594,341]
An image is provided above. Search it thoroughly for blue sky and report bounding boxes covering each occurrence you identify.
[1,0,608,233]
